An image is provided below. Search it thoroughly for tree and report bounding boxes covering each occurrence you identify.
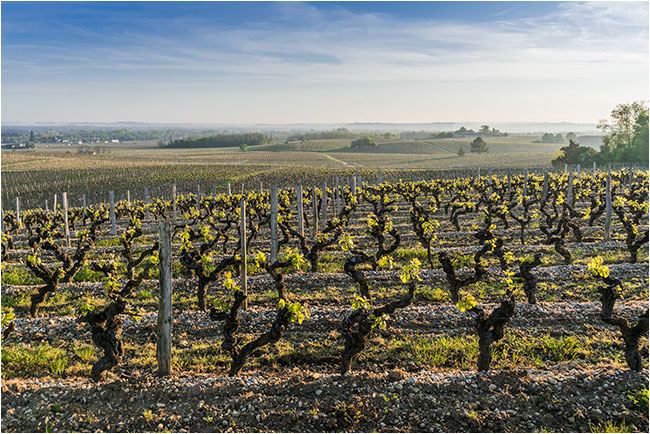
[457,146,466,157]
[551,139,596,166]
[470,137,488,153]
[599,101,647,150]
[479,125,491,134]
[629,110,649,162]
[239,143,248,152]
[351,136,376,148]
[28,130,35,143]
[566,132,577,141]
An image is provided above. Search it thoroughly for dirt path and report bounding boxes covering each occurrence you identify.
[423,141,457,154]
[323,153,356,167]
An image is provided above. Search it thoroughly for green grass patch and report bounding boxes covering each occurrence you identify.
[1,343,70,378]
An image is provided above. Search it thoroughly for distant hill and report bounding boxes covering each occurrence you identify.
[1,121,600,135]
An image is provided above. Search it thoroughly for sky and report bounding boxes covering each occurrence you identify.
[1,1,648,124]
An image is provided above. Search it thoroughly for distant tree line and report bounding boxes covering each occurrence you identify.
[286,128,359,141]
[1,128,240,144]
[428,125,508,139]
[160,133,269,148]
[552,101,648,166]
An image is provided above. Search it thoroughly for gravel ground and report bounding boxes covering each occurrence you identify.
[2,366,648,433]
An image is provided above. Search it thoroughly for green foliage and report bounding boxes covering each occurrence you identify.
[1,265,44,285]
[589,420,633,433]
[588,256,610,279]
[598,101,649,163]
[1,343,69,378]
[551,139,597,166]
[369,313,387,330]
[456,293,477,312]
[339,234,355,252]
[470,136,489,153]
[628,388,649,409]
[279,299,310,325]
[400,258,422,283]
[351,296,370,310]
[351,136,377,148]
[163,133,268,149]
[222,272,241,292]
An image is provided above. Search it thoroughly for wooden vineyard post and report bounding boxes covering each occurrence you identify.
[577,164,581,180]
[213,184,217,199]
[628,167,634,187]
[196,184,201,209]
[241,183,244,195]
[227,183,232,196]
[567,172,574,206]
[605,169,612,241]
[63,192,70,248]
[82,194,86,220]
[488,169,493,195]
[564,164,568,173]
[172,184,177,224]
[109,191,117,236]
[53,194,58,212]
[477,167,481,181]
[351,176,357,196]
[296,185,304,238]
[240,199,248,310]
[45,199,49,212]
[312,186,319,237]
[15,197,21,228]
[156,221,172,376]
[593,161,597,181]
[144,187,151,222]
[335,177,341,214]
[127,190,131,204]
[270,187,278,263]
[321,181,328,226]
[260,182,263,194]
[542,172,549,203]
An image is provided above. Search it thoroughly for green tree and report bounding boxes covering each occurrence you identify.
[351,136,376,148]
[551,139,596,166]
[239,143,248,152]
[598,101,648,162]
[457,146,466,157]
[470,137,488,153]
[566,132,577,141]
[479,125,491,134]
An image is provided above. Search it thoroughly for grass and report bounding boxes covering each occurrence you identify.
[589,420,634,433]
[1,343,70,378]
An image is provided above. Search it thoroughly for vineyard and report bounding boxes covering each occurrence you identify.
[1,168,649,433]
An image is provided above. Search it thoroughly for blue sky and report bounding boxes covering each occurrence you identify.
[1,1,648,124]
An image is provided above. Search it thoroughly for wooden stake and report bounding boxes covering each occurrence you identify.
[270,187,278,263]
[296,185,304,238]
[156,221,172,376]
[312,186,319,237]
[240,199,248,310]
[109,191,116,236]
[321,181,327,226]
[605,170,612,241]
[63,192,70,248]
[172,184,177,224]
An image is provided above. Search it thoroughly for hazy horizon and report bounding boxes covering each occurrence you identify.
[2,1,648,124]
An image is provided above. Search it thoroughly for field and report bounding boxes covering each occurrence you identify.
[1,167,648,433]
[1,136,589,211]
